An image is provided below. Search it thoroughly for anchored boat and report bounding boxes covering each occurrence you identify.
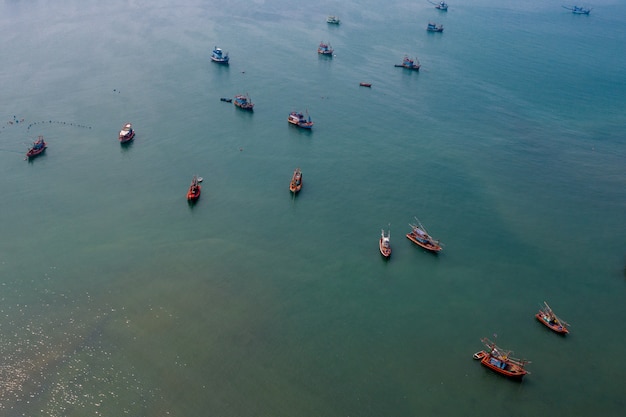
[119,123,135,144]
[234,94,254,111]
[288,111,313,129]
[318,41,334,56]
[427,22,444,32]
[406,217,442,253]
[210,46,229,64]
[473,338,530,380]
[26,135,47,159]
[289,168,303,194]
[187,175,201,201]
[429,1,448,11]
[394,55,421,71]
[535,302,570,334]
[562,5,591,14]
[327,15,340,24]
[379,227,391,258]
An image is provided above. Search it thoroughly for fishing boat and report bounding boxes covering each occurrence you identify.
[220,97,232,103]
[379,228,391,258]
[535,302,570,334]
[234,94,254,111]
[288,111,314,129]
[327,15,340,24]
[359,82,372,87]
[118,122,135,143]
[289,168,302,194]
[427,22,444,32]
[26,135,47,159]
[394,55,421,71]
[473,338,530,380]
[562,5,591,14]
[187,175,201,201]
[406,217,442,253]
[429,1,448,11]
[318,41,334,56]
[210,46,229,64]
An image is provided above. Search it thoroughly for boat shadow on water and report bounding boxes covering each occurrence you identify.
[119,139,134,152]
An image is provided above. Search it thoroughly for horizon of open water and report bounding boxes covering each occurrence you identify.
[1,1,625,416]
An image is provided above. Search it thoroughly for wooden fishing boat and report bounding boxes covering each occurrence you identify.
[318,41,334,56]
[288,111,314,129]
[473,338,530,380]
[427,22,444,32]
[394,55,421,71]
[562,5,591,14]
[289,168,302,194]
[359,82,372,87]
[379,227,391,258]
[187,175,201,201]
[429,1,448,11]
[535,301,570,334]
[210,46,229,64]
[119,122,135,143]
[220,97,232,103]
[406,217,442,253]
[234,94,254,110]
[26,135,47,159]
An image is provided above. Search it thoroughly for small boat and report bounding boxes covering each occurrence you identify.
[406,217,442,253]
[119,122,135,143]
[234,94,254,111]
[220,97,232,103]
[562,5,591,14]
[187,175,201,201]
[379,227,391,258]
[26,135,47,159]
[327,15,340,24]
[210,46,229,64]
[289,168,302,194]
[429,1,448,11]
[394,55,421,71]
[427,22,444,32]
[359,82,372,87]
[318,41,334,56]
[473,338,530,380]
[535,302,570,334]
[288,111,314,129]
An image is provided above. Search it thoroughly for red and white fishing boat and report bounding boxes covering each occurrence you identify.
[473,338,530,380]
[119,122,135,143]
[26,135,47,159]
[535,301,569,334]
[406,217,442,253]
[379,227,391,258]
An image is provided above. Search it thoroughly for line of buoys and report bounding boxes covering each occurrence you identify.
[26,120,92,130]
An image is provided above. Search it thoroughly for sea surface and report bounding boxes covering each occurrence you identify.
[1,1,625,416]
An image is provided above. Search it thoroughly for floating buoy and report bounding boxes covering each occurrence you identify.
[197,177,203,183]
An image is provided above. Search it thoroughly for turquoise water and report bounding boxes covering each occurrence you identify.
[1,1,625,416]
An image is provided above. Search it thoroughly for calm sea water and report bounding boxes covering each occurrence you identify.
[1,1,625,416]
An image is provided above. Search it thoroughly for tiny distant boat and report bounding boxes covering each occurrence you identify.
[187,175,201,201]
[379,227,391,258]
[429,0,448,11]
[210,46,229,64]
[394,55,421,71]
[473,338,530,380]
[318,41,334,56]
[119,122,135,144]
[359,82,372,87]
[289,168,303,194]
[288,111,314,129]
[220,97,232,103]
[406,217,442,253]
[327,15,341,24]
[234,94,254,111]
[562,5,591,14]
[535,301,570,334]
[427,22,444,32]
[26,135,47,159]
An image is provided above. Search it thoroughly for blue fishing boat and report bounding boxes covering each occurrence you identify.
[210,46,229,64]
[394,55,421,71]
[234,94,254,111]
[427,22,444,32]
[562,5,591,14]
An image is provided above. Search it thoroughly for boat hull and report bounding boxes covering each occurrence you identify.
[379,239,391,258]
[119,132,135,143]
[406,232,442,252]
[26,147,46,158]
[535,312,569,334]
[474,351,528,380]
[187,186,201,201]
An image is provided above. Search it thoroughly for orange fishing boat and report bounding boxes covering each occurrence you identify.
[379,227,391,258]
[119,122,135,143]
[535,301,569,334]
[406,217,442,252]
[473,338,530,380]
[187,175,201,201]
[289,168,302,193]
